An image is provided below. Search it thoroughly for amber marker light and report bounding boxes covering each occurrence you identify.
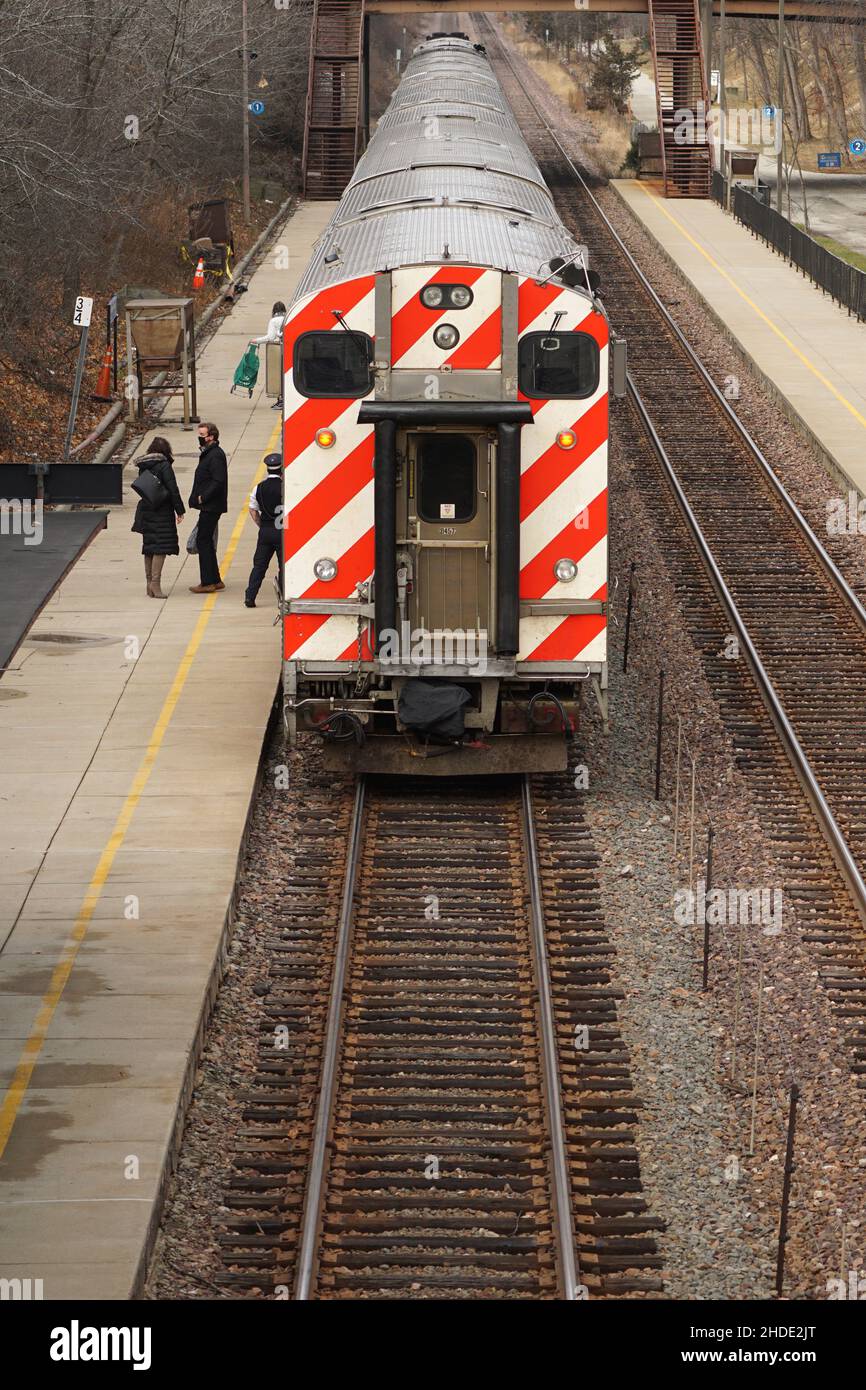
[556,429,577,450]
[315,427,337,448]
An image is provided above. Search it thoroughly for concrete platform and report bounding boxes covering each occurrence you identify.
[0,200,336,1299]
[0,513,107,671]
[612,181,866,497]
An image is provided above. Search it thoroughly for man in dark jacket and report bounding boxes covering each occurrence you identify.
[244,452,283,608]
[189,422,228,593]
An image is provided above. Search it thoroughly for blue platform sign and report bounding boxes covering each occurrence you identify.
[762,105,776,119]
[249,100,265,116]
[850,138,866,158]
[817,152,842,169]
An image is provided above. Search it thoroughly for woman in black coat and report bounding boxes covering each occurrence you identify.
[131,437,185,598]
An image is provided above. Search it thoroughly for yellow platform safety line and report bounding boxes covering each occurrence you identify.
[0,423,280,1160]
[635,183,866,435]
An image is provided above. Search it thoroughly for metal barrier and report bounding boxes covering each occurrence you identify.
[637,130,664,180]
[0,462,123,505]
[732,184,866,322]
[710,170,726,206]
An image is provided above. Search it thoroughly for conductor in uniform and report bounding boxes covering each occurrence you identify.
[244,452,284,608]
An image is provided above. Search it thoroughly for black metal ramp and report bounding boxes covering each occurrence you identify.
[0,512,107,672]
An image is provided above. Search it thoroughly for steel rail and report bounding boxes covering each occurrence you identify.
[477,13,866,641]
[294,776,367,1301]
[628,378,866,928]
[293,773,581,1299]
[480,13,866,930]
[521,776,581,1300]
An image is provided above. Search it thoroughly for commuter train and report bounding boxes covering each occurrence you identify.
[281,33,620,773]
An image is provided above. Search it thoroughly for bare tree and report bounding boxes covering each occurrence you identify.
[748,23,774,106]
[0,0,312,444]
[820,34,852,160]
[852,22,866,124]
[784,23,812,145]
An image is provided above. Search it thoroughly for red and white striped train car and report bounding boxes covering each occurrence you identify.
[281,33,615,772]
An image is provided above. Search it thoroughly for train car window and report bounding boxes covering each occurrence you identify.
[518,331,599,399]
[294,331,373,398]
[418,434,476,523]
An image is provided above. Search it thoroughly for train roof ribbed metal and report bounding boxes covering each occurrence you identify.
[335,168,554,225]
[293,35,586,303]
[354,128,543,185]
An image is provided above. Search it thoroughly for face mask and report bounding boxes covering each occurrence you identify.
[198,437,208,450]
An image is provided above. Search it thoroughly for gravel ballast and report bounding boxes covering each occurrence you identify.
[482,13,866,1300]
[147,24,866,1302]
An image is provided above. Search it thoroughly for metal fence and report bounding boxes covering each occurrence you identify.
[710,170,726,207]
[729,183,866,322]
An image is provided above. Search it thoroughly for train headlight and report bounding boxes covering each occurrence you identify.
[433,323,460,350]
[314,557,338,582]
[554,558,578,584]
[419,284,473,310]
[421,284,444,308]
[315,427,336,449]
[556,429,577,450]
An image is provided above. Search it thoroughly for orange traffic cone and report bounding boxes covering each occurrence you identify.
[92,346,114,402]
[192,256,205,290]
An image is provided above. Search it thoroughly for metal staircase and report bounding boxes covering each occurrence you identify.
[647,0,712,197]
[302,0,367,200]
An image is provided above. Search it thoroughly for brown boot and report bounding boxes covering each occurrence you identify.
[150,555,167,599]
[144,554,153,596]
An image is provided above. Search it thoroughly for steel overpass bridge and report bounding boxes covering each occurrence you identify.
[369,3,861,17]
[302,2,864,203]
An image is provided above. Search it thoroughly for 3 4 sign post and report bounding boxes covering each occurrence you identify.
[63,295,93,461]
[108,292,119,393]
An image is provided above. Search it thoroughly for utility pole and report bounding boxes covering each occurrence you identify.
[64,297,93,460]
[719,0,726,191]
[242,0,251,222]
[777,0,785,216]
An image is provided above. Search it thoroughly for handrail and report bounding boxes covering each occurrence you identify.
[72,192,296,463]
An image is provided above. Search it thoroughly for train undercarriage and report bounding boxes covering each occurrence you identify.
[283,663,608,774]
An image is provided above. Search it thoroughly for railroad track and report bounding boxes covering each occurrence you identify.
[218,771,663,1299]
[476,15,866,1080]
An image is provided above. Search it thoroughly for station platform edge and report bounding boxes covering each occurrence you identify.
[0,200,337,1300]
[611,180,866,502]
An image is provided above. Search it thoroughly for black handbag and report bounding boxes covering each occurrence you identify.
[132,467,169,508]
